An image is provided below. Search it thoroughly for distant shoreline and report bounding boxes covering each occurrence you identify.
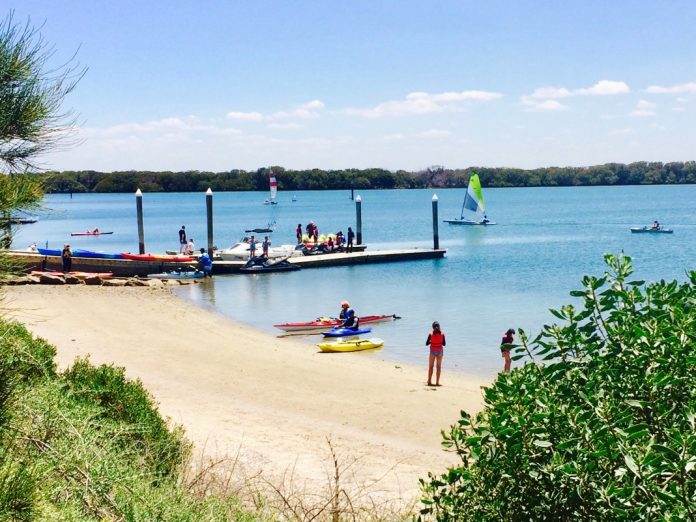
[29,161,696,193]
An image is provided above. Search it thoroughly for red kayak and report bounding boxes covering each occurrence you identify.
[274,314,398,332]
[70,231,114,236]
[121,253,196,262]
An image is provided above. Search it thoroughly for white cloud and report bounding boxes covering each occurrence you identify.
[525,100,567,112]
[629,100,657,117]
[521,80,629,110]
[226,111,264,121]
[575,80,630,96]
[645,82,696,94]
[226,100,326,123]
[346,89,502,118]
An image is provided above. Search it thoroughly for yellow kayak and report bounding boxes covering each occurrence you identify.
[317,337,384,353]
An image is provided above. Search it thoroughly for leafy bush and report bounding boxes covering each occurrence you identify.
[0,320,254,520]
[62,359,186,478]
[420,254,695,521]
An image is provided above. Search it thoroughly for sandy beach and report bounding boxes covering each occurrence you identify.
[5,284,489,504]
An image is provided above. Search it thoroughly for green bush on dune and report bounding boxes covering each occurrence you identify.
[0,321,253,521]
[420,254,695,521]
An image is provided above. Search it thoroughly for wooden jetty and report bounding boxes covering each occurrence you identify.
[5,248,446,277]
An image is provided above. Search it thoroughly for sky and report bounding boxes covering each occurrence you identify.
[7,0,696,172]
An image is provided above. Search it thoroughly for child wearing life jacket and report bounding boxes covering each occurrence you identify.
[425,321,446,386]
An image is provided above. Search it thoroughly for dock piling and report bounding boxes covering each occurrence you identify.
[206,188,214,256]
[135,189,145,254]
[355,195,362,245]
[432,194,439,250]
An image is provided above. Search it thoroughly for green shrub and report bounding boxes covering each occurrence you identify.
[0,322,56,385]
[420,254,695,521]
[62,358,187,478]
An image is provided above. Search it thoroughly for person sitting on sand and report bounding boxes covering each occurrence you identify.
[425,321,446,386]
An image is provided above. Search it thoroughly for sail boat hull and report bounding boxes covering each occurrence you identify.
[443,219,496,225]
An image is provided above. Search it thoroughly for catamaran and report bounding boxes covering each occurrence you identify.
[264,172,279,205]
[443,173,496,225]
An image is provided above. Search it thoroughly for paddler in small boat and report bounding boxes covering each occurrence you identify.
[650,220,660,230]
[339,301,359,330]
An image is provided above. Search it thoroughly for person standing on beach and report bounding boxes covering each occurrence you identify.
[249,236,257,259]
[262,236,271,258]
[61,244,72,273]
[500,328,515,373]
[425,321,446,386]
[179,225,187,253]
[296,224,302,244]
[347,227,355,253]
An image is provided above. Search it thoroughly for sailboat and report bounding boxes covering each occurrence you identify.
[264,172,279,205]
[443,173,496,225]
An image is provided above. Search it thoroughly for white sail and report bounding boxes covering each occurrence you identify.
[269,173,278,202]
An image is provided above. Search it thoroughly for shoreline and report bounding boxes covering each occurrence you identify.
[5,284,490,502]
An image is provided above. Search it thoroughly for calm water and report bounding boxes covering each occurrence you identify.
[14,186,696,378]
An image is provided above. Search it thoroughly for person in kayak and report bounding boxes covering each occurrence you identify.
[198,248,213,278]
[500,328,515,373]
[651,220,660,230]
[339,301,359,329]
[425,321,446,386]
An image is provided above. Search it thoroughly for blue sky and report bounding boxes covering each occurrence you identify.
[8,0,696,171]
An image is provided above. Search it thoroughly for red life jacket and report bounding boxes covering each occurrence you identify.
[429,331,444,351]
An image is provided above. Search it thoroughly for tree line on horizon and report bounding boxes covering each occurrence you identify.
[36,161,696,193]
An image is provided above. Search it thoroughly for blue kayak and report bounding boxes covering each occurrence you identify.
[322,326,372,337]
[37,248,123,259]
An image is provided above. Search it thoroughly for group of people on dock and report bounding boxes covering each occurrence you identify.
[296,222,356,253]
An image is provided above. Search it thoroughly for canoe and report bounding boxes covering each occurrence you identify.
[70,231,114,236]
[630,227,673,234]
[317,337,384,353]
[37,248,123,259]
[274,314,398,332]
[321,326,372,337]
[121,253,196,262]
[31,270,113,279]
[147,271,205,279]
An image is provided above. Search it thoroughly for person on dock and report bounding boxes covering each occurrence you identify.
[339,301,358,329]
[425,321,445,386]
[500,328,515,373]
[185,238,195,255]
[198,248,213,278]
[249,236,257,258]
[262,236,271,258]
[347,227,355,253]
[179,225,187,253]
[296,224,302,244]
[61,244,72,273]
